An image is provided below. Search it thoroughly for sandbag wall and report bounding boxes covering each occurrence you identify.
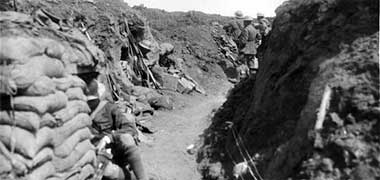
[0,12,101,180]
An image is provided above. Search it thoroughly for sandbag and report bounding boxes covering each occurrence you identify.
[52,140,95,172]
[60,48,82,74]
[0,111,40,132]
[54,128,93,158]
[43,39,66,60]
[54,100,90,123]
[65,87,87,101]
[0,141,28,175]
[45,168,80,180]
[52,75,86,91]
[0,125,37,158]
[78,164,95,180]
[71,48,88,66]
[0,37,44,64]
[134,101,154,116]
[0,67,17,96]
[40,113,59,128]
[32,148,54,168]
[10,147,54,170]
[148,95,174,110]
[72,150,97,169]
[71,43,93,66]
[161,73,179,91]
[23,76,56,96]
[64,165,94,180]
[27,162,56,180]
[65,174,79,180]
[53,113,92,147]
[35,127,55,151]
[0,154,12,174]
[0,125,54,158]
[131,86,157,97]
[12,153,32,170]
[11,55,65,88]
[159,42,174,55]
[14,91,68,115]
[136,89,162,103]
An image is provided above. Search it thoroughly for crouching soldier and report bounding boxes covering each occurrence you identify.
[86,79,147,180]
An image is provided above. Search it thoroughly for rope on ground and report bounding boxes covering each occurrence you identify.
[226,147,248,180]
[231,127,264,180]
[225,121,264,180]
[230,126,258,180]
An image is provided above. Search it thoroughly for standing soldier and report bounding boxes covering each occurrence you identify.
[256,13,271,63]
[238,16,261,77]
[257,12,271,37]
[224,10,245,49]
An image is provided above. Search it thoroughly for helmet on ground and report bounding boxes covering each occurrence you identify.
[234,10,244,19]
[139,39,155,50]
[257,12,264,17]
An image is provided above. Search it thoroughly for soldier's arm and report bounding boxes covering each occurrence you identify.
[239,28,248,44]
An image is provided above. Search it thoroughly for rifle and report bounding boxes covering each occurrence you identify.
[123,18,161,89]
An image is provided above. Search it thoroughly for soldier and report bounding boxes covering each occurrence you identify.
[86,78,147,180]
[257,12,271,37]
[238,16,261,76]
[224,10,245,49]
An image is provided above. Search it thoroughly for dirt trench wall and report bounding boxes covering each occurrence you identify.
[198,0,379,179]
[134,6,235,94]
[9,0,161,95]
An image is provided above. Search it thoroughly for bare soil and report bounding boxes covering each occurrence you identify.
[140,83,231,180]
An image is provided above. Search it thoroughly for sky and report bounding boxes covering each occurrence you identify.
[125,0,287,17]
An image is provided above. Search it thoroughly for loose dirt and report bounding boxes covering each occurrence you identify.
[140,84,231,180]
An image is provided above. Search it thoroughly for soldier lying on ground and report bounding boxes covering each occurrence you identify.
[84,76,147,180]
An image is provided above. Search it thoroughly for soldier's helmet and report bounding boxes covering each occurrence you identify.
[234,10,244,19]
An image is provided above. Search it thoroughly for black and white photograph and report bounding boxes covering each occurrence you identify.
[0,0,379,179]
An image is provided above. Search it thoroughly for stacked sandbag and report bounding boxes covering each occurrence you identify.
[0,11,102,180]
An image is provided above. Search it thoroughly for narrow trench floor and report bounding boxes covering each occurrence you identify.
[139,91,228,180]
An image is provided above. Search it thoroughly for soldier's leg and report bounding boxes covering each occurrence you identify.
[113,133,147,180]
[248,56,259,75]
[103,162,126,180]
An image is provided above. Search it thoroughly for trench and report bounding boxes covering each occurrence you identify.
[140,92,228,179]
[1,1,378,180]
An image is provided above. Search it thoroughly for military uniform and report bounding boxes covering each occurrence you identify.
[238,23,260,76]
[224,20,244,48]
[86,77,147,180]
[258,18,271,36]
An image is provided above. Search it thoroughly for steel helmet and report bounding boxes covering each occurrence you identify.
[257,12,264,17]
[139,39,154,50]
[243,16,253,22]
[234,10,244,19]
